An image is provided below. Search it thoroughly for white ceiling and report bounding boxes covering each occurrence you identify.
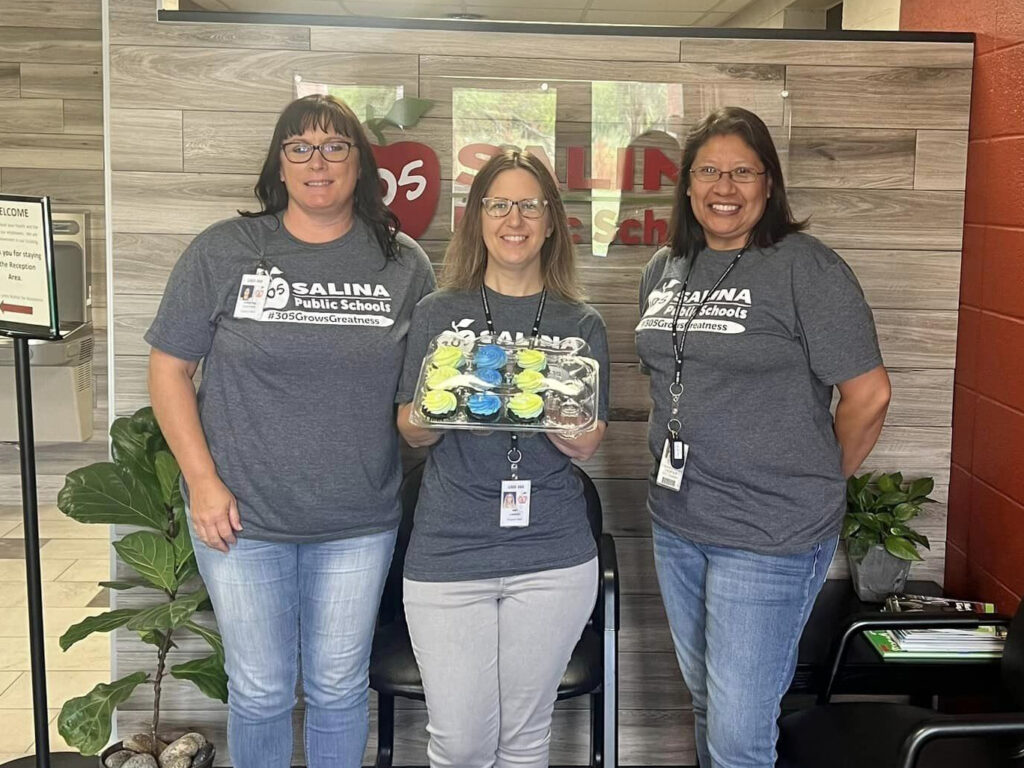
[175,0,819,27]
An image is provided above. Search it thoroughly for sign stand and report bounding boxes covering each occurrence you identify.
[1,194,92,768]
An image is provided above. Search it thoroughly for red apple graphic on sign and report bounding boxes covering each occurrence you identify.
[371,142,440,240]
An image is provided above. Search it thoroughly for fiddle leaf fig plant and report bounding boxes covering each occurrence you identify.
[54,407,227,756]
[843,471,936,563]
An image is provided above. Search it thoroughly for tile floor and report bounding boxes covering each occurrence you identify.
[0,503,110,761]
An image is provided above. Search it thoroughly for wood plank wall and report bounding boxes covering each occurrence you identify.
[106,6,972,764]
[0,0,107,502]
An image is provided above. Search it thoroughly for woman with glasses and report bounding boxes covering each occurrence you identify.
[635,107,891,768]
[396,149,609,768]
[145,94,435,768]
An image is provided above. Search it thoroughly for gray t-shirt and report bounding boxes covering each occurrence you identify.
[635,232,882,555]
[397,288,610,581]
[145,214,436,542]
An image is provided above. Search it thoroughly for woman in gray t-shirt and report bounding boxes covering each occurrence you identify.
[396,149,609,767]
[636,107,891,768]
[147,95,434,768]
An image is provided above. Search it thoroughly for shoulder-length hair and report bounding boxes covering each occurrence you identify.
[441,148,583,303]
[666,106,806,260]
[240,94,400,259]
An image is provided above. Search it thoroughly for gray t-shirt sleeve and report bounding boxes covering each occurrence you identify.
[580,308,611,422]
[637,248,670,376]
[792,246,883,386]
[396,293,434,404]
[145,233,222,361]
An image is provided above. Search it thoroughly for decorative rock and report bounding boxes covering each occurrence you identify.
[162,759,191,768]
[104,751,135,768]
[191,743,215,766]
[158,733,205,768]
[122,734,167,755]
[121,755,159,768]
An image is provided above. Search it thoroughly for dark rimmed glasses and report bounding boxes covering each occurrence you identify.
[481,197,549,219]
[690,166,767,184]
[281,140,355,164]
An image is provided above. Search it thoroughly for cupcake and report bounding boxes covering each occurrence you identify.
[466,392,502,423]
[516,348,547,372]
[421,390,458,420]
[473,368,504,388]
[425,366,460,390]
[431,345,464,369]
[507,392,545,424]
[513,370,546,393]
[473,344,507,370]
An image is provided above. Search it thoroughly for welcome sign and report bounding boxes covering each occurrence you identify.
[0,194,59,340]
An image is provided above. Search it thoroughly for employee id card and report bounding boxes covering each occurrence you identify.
[233,273,270,320]
[500,479,531,527]
[656,438,688,491]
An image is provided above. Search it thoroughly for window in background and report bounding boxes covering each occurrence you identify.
[294,76,404,121]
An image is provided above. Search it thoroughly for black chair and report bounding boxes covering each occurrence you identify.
[777,600,1024,768]
[369,461,619,768]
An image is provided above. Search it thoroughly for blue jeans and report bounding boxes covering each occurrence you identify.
[652,522,837,768]
[189,524,396,768]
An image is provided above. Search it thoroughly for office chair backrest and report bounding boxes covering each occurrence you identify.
[574,464,604,542]
[1001,597,1024,711]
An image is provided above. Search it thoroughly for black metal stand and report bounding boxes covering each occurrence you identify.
[2,338,92,768]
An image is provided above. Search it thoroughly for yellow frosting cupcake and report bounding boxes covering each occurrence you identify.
[514,370,546,393]
[431,345,464,369]
[425,366,460,389]
[516,348,547,372]
[507,392,544,422]
[421,389,458,418]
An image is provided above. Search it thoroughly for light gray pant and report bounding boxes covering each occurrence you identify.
[403,558,598,768]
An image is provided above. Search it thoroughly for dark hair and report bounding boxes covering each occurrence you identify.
[441,148,583,302]
[240,94,401,259]
[666,106,806,260]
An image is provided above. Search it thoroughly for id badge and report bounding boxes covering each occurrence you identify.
[500,479,531,527]
[233,273,270,319]
[656,438,688,491]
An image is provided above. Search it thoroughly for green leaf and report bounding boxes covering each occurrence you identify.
[126,588,208,632]
[853,513,882,533]
[876,512,894,526]
[383,96,433,129]
[137,629,176,649]
[893,502,918,521]
[875,473,898,493]
[98,581,145,591]
[884,535,923,561]
[129,406,161,436]
[154,451,181,509]
[876,491,908,507]
[907,530,931,549]
[908,476,935,501]
[840,515,861,539]
[185,621,224,661]
[110,417,157,481]
[891,472,903,487]
[58,463,167,530]
[59,609,138,652]
[113,531,177,593]
[365,119,386,145]
[57,672,149,755]
[170,654,228,703]
[171,507,199,584]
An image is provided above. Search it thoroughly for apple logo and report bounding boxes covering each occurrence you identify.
[372,142,441,241]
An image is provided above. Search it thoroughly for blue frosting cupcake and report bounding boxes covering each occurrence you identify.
[473,368,503,387]
[473,344,507,370]
[466,392,502,423]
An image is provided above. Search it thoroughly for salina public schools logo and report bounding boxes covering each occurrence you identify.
[257,268,395,327]
[636,278,752,335]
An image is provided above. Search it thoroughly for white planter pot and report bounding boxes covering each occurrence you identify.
[847,544,913,603]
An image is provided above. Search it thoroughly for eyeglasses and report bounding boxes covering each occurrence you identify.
[690,166,767,184]
[481,197,549,219]
[281,140,354,164]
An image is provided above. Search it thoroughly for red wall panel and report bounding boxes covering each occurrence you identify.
[902,0,1024,614]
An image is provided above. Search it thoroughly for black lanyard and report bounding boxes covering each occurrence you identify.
[665,245,747,441]
[480,285,547,479]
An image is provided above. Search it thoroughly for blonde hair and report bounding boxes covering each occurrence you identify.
[440,149,584,303]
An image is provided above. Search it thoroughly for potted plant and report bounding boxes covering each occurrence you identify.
[54,407,227,767]
[842,471,936,602]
